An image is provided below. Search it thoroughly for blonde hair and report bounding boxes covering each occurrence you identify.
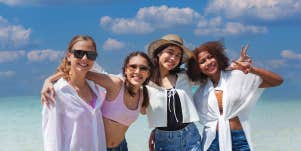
[56,35,97,81]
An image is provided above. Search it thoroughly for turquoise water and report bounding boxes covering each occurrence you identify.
[0,96,300,151]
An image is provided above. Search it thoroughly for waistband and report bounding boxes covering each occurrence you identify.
[156,123,196,133]
[157,122,189,131]
[215,129,245,137]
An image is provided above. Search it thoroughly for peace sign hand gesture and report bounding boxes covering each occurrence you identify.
[229,44,254,74]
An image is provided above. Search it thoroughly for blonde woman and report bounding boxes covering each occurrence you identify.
[42,35,106,151]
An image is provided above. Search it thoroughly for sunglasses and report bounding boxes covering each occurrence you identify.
[70,50,98,61]
[127,64,149,72]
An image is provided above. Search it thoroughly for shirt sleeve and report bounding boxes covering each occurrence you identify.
[42,98,63,151]
[227,71,265,118]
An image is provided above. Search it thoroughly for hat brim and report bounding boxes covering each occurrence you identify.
[147,39,193,64]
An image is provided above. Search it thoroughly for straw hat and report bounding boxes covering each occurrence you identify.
[147,34,193,64]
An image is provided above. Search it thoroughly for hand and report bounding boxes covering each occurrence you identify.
[229,44,253,74]
[41,78,56,107]
[237,44,252,63]
[148,129,155,151]
[232,60,253,74]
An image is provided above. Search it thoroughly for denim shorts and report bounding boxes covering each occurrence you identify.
[107,139,128,151]
[154,123,202,151]
[207,130,250,151]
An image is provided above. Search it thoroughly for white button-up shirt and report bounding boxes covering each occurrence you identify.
[146,72,199,128]
[42,78,107,151]
[194,70,264,151]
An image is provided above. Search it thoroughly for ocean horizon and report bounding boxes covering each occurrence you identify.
[0,96,300,151]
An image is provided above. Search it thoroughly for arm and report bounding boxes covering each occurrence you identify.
[231,44,283,88]
[41,72,64,105]
[86,71,122,93]
[249,67,283,88]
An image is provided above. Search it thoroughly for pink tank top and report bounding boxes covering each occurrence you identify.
[89,95,97,108]
[101,82,142,126]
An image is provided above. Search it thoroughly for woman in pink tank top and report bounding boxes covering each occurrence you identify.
[87,51,153,151]
[41,51,154,151]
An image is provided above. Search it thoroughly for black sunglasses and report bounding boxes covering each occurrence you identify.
[127,64,149,72]
[70,50,98,61]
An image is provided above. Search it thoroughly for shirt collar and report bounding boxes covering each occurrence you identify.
[202,70,226,95]
[56,77,103,101]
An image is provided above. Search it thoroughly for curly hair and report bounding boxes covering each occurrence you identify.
[56,35,96,81]
[187,41,229,82]
[122,51,154,107]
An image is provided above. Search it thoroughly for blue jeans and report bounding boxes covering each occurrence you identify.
[107,139,128,151]
[207,130,250,151]
[154,123,202,151]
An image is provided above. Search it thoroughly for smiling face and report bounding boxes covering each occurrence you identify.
[67,40,96,74]
[124,55,150,87]
[197,50,219,79]
[158,45,183,71]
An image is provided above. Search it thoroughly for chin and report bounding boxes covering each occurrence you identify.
[131,81,143,87]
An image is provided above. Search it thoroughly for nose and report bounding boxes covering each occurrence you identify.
[204,59,212,68]
[133,67,141,73]
[169,54,178,61]
[82,54,88,60]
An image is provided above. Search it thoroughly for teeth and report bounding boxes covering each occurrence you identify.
[78,62,88,67]
[132,75,142,80]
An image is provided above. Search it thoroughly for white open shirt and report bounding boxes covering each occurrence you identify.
[42,78,107,151]
[194,70,264,151]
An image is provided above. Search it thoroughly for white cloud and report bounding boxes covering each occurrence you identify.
[100,5,200,34]
[0,70,15,78]
[0,0,123,6]
[27,49,63,62]
[281,50,301,60]
[100,17,154,34]
[0,50,25,63]
[0,0,23,6]
[206,0,301,20]
[194,17,267,36]
[102,38,125,51]
[266,59,287,69]
[0,16,31,48]
[136,5,200,28]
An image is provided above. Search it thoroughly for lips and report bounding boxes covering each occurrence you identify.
[206,62,217,73]
[131,74,143,81]
[75,60,91,70]
[165,60,177,68]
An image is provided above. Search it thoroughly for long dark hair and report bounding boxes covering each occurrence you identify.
[150,43,184,86]
[122,51,154,107]
[187,41,229,82]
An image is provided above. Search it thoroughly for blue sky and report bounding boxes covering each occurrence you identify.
[0,0,300,99]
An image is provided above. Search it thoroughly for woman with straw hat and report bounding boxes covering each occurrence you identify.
[143,34,201,151]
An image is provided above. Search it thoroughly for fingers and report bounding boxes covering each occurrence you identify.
[242,44,249,56]
[41,87,55,105]
[240,45,245,57]
[49,86,56,103]
[240,44,249,58]
[148,130,155,151]
[232,60,252,74]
